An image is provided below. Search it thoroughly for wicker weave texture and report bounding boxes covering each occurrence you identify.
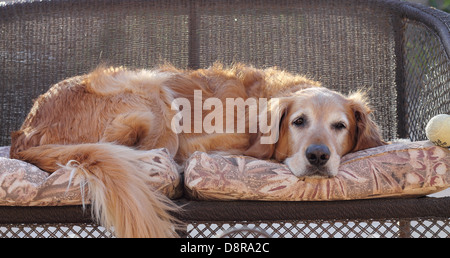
[402,20,450,140]
[186,219,450,238]
[2,218,449,238]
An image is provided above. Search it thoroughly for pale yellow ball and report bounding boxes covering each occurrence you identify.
[425,114,450,148]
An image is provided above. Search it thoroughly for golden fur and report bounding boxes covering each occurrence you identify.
[10,63,385,238]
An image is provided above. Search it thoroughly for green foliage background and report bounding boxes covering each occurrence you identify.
[429,0,450,12]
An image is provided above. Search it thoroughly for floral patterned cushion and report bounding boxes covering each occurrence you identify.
[184,141,450,201]
[0,147,182,206]
[2,141,449,205]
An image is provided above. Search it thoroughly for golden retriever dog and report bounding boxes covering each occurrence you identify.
[10,63,385,238]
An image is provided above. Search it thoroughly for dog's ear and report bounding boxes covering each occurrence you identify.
[244,97,292,160]
[347,92,387,152]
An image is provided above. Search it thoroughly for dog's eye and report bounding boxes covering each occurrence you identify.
[292,117,305,127]
[332,122,346,130]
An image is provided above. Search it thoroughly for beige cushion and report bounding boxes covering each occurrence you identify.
[184,141,450,201]
[2,140,449,205]
[0,147,181,206]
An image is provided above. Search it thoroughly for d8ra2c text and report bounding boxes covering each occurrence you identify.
[224,243,270,253]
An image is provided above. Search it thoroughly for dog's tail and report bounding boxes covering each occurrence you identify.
[11,143,180,238]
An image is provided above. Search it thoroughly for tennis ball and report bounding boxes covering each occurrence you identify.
[425,114,450,148]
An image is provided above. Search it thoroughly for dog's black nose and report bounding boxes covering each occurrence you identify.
[305,144,330,166]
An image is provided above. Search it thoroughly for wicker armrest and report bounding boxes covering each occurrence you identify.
[396,0,450,54]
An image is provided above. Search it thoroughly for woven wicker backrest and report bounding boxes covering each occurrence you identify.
[0,0,449,146]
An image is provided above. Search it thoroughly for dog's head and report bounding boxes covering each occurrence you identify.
[245,87,386,178]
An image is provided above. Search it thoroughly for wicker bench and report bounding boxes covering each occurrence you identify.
[0,0,449,238]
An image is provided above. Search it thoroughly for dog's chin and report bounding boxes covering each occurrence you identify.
[288,165,338,179]
[284,156,340,178]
